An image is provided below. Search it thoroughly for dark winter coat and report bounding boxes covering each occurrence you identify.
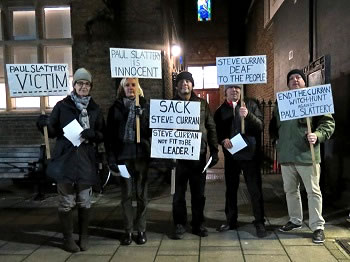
[173,93,218,156]
[214,98,263,160]
[106,97,151,164]
[46,96,105,185]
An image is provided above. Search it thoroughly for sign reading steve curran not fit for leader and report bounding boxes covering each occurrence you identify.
[276,84,334,121]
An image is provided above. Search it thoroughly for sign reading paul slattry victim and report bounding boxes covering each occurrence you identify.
[276,84,334,121]
[6,64,70,97]
[151,129,202,160]
[216,55,267,85]
[110,48,162,79]
[150,99,201,130]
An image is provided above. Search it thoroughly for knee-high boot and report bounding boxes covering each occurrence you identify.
[58,210,80,253]
[78,208,90,251]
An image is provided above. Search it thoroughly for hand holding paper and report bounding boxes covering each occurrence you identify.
[63,119,84,147]
[227,134,247,155]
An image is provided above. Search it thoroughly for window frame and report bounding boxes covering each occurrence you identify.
[0,1,72,113]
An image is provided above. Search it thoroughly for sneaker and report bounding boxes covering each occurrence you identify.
[312,229,325,244]
[173,224,186,240]
[279,221,302,232]
[255,223,267,238]
[192,225,208,237]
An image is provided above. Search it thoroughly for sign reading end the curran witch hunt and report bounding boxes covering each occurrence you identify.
[110,48,162,79]
[6,64,70,97]
[276,84,334,121]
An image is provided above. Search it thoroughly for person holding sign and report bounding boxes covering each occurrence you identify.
[172,71,219,239]
[214,84,267,238]
[36,68,105,252]
[269,69,335,243]
[105,78,151,245]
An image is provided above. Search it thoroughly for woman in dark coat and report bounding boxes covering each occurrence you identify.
[37,68,105,252]
[106,78,151,245]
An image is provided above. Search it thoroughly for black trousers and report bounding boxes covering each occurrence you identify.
[224,157,265,225]
[172,155,206,228]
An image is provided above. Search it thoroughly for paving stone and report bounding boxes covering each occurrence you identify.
[0,255,27,262]
[110,246,158,262]
[23,246,71,262]
[244,254,291,262]
[155,255,198,262]
[240,239,285,255]
[285,245,338,262]
[200,246,243,262]
[200,230,240,247]
[67,254,111,262]
[158,239,199,256]
[0,242,39,255]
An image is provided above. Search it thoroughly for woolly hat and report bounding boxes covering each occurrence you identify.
[175,71,194,87]
[224,84,243,91]
[287,69,306,85]
[73,68,92,85]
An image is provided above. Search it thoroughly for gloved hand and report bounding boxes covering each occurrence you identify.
[37,114,50,128]
[208,152,219,168]
[135,106,144,116]
[109,163,119,173]
[80,128,95,140]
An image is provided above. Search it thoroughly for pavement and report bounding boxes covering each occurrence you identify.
[0,168,350,262]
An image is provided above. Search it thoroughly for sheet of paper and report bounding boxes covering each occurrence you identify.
[202,156,212,173]
[118,165,131,178]
[227,134,248,155]
[63,119,84,147]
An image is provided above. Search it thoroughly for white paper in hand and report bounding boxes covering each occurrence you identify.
[63,119,84,147]
[118,165,131,178]
[227,134,247,155]
[202,156,212,173]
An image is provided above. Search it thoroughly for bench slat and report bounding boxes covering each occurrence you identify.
[0,152,41,158]
[0,158,39,163]
[0,173,27,179]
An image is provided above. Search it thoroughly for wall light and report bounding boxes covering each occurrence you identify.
[171,44,181,57]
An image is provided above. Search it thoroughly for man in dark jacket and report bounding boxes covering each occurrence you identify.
[214,84,267,238]
[37,68,105,252]
[172,71,219,239]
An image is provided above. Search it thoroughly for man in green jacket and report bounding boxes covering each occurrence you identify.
[270,69,335,244]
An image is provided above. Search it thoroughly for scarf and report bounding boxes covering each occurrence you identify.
[123,98,136,142]
[70,91,91,129]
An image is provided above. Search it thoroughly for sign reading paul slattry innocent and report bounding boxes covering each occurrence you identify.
[276,84,334,121]
[109,47,162,79]
[6,64,70,97]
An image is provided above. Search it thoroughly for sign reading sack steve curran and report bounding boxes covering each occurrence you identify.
[151,129,202,160]
[110,48,162,79]
[276,84,334,121]
[6,64,70,97]
[216,55,267,85]
[150,99,201,130]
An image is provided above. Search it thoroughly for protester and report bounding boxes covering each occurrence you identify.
[214,84,267,238]
[172,71,219,239]
[269,69,335,243]
[37,68,105,252]
[105,78,151,245]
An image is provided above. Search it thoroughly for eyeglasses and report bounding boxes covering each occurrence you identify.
[76,81,91,88]
[125,83,136,87]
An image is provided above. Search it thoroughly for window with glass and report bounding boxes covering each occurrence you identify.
[188,66,218,89]
[0,4,72,112]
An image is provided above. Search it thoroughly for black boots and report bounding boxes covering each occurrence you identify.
[78,208,90,251]
[58,208,91,252]
[58,210,80,253]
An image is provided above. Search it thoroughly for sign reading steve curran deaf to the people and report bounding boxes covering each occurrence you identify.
[110,48,162,79]
[276,84,334,121]
[216,55,267,85]
[151,129,202,160]
[6,64,70,97]
[150,99,201,130]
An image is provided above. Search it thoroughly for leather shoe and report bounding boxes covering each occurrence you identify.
[121,233,133,245]
[136,231,147,245]
[216,224,237,232]
[192,225,208,237]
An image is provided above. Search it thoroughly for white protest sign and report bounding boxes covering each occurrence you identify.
[6,64,70,97]
[151,129,202,160]
[276,84,334,121]
[110,48,162,79]
[150,99,201,130]
[216,55,267,85]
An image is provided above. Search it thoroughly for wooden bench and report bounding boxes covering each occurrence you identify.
[0,145,45,180]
